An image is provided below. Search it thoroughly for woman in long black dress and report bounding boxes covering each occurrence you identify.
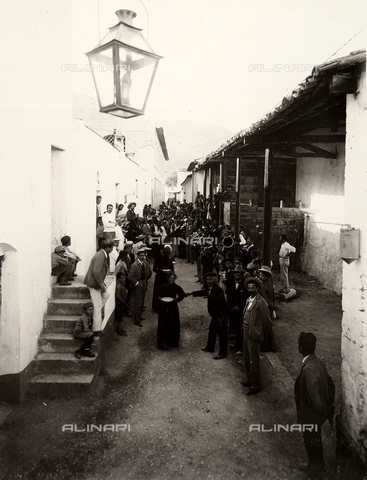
[152,248,174,311]
[156,272,186,349]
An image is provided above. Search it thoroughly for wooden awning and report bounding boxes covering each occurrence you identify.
[204,50,365,163]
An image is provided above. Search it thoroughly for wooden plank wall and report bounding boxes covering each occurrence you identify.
[222,158,297,207]
[229,205,304,271]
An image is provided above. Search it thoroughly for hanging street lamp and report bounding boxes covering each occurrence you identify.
[86,9,162,119]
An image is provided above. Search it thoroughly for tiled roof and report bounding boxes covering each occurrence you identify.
[156,127,169,161]
[207,49,365,160]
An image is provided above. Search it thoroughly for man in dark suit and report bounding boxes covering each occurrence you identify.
[242,277,271,395]
[295,332,334,480]
[84,239,113,335]
[227,265,249,352]
[223,256,235,295]
[192,271,228,359]
[210,194,220,223]
[128,248,152,327]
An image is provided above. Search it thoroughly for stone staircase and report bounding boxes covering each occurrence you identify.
[29,278,102,397]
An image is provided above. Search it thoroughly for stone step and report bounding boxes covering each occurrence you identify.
[47,298,92,316]
[38,333,101,353]
[34,352,100,375]
[52,281,90,299]
[44,315,79,334]
[28,373,97,397]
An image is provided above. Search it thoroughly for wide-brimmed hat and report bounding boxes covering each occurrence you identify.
[205,271,217,278]
[244,277,261,288]
[135,234,146,241]
[258,265,272,276]
[234,265,244,273]
[127,202,137,209]
[137,247,147,254]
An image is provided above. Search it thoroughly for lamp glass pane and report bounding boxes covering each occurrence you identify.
[118,46,157,110]
[88,46,115,108]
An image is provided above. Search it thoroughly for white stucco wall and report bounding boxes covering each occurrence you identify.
[73,94,167,212]
[0,250,20,373]
[0,1,73,375]
[0,2,122,378]
[182,177,193,203]
[68,121,121,275]
[341,70,367,460]
[195,170,206,198]
[296,136,346,293]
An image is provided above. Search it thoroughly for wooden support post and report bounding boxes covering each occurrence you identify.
[203,170,207,199]
[234,157,241,256]
[263,148,273,266]
[192,171,195,203]
[219,162,223,224]
[208,167,212,201]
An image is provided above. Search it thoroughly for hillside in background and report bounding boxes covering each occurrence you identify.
[159,119,235,173]
[73,91,236,177]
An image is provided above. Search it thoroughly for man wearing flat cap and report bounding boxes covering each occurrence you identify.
[241,277,271,395]
[191,271,228,359]
[258,266,275,313]
[295,332,335,480]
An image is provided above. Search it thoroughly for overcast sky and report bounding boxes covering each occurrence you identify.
[72,0,366,133]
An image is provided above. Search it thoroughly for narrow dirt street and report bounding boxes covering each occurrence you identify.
[0,259,342,480]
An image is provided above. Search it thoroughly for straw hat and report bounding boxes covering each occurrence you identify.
[258,265,272,276]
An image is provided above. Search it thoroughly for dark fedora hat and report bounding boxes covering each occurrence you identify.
[234,265,244,273]
[205,271,217,278]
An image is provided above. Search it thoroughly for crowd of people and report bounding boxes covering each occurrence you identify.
[51,194,334,480]
[52,195,298,356]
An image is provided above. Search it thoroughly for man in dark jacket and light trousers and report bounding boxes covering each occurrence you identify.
[84,240,113,334]
[295,332,333,480]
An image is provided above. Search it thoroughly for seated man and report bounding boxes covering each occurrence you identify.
[60,235,81,277]
[51,246,74,285]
